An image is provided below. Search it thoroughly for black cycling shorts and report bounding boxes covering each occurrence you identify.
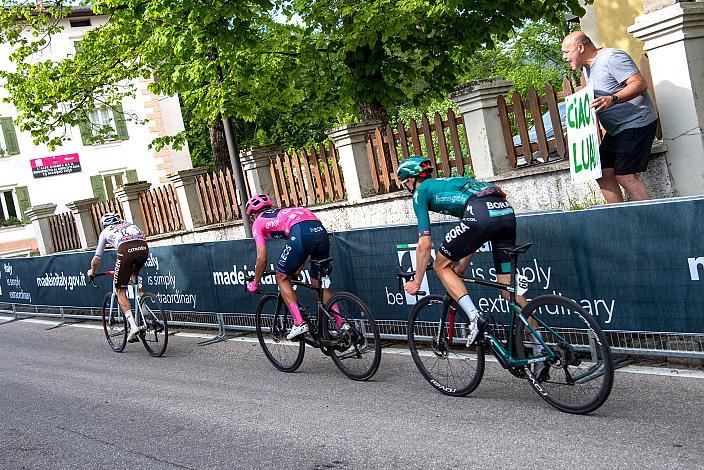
[114,240,149,288]
[276,220,329,280]
[438,195,516,274]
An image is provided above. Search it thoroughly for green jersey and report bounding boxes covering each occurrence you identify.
[412,177,495,237]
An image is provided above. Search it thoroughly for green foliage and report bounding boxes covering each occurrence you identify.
[0,216,23,227]
[0,0,586,162]
[288,0,585,121]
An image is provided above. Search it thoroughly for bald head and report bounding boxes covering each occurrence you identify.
[564,31,595,49]
[562,31,598,71]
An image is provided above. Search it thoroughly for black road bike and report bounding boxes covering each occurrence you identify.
[398,244,614,414]
[249,258,381,381]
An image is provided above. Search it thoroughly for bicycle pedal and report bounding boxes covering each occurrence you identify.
[127,335,141,343]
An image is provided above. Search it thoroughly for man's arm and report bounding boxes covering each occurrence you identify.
[405,236,432,295]
[87,255,100,277]
[253,244,267,285]
[613,72,647,102]
[593,73,648,112]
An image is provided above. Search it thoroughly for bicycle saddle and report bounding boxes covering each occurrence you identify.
[499,243,533,255]
[311,257,333,276]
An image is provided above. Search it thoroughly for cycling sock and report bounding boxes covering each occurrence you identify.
[287,302,305,326]
[457,295,479,322]
[331,304,344,328]
[529,332,545,355]
[124,309,137,330]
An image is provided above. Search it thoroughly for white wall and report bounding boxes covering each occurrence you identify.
[0,13,192,216]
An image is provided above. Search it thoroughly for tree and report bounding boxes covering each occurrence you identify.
[0,0,301,164]
[0,1,586,162]
[287,0,585,123]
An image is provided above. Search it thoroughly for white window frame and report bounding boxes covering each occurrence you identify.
[0,188,19,221]
[89,107,119,140]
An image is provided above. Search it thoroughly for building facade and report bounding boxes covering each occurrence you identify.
[0,9,192,256]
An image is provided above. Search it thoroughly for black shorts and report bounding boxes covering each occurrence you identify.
[114,240,149,288]
[276,220,329,280]
[600,120,657,176]
[438,195,516,274]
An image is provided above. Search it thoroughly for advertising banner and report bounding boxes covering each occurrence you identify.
[566,83,602,182]
[1,198,702,334]
[31,153,82,178]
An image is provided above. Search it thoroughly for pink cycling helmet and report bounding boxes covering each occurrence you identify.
[245,194,273,217]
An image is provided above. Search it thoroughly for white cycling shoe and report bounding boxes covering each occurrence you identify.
[127,325,140,343]
[287,322,309,340]
[466,314,485,347]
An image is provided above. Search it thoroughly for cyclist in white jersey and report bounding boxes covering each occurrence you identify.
[87,212,149,342]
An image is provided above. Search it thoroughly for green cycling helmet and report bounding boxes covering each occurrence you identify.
[396,156,434,181]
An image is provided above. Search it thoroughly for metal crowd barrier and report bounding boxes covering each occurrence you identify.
[1,301,702,359]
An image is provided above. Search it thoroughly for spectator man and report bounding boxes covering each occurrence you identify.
[562,31,658,203]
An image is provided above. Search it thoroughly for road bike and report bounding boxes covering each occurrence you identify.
[90,271,169,357]
[249,258,381,381]
[398,243,614,414]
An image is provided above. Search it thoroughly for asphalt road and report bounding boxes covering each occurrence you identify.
[1,318,702,470]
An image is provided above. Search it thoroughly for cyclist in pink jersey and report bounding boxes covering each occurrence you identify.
[245,194,345,339]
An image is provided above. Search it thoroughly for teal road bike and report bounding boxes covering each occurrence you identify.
[399,243,614,414]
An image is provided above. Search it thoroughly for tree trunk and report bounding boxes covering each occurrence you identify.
[359,101,388,124]
[209,118,230,170]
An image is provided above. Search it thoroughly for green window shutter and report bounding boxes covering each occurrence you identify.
[0,117,20,155]
[125,169,138,183]
[112,103,129,140]
[15,186,31,224]
[90,175,107,201]
[78,119,93,145]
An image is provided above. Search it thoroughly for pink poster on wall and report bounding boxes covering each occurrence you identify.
[31,153,82,178]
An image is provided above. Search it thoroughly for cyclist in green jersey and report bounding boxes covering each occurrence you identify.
[398,156,525,344]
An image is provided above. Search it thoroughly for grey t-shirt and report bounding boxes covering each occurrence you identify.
[585,48,657,135]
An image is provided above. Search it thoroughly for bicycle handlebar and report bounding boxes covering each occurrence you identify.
[88,271,114,289]
[396,265,432,297]
[396,264,434,280]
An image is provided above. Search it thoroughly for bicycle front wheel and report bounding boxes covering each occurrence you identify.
[139,293,169,357]
[407,295,485,397]
[513,294,614,414]
[255,294,305,372]
[325,292,381,381]
[102,292,127,352]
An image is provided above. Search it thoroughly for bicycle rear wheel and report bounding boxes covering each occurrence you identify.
[513,294,614,414]
[325,292,381,381]
[102,293,127,352]
[407,295,485,397]
[255,294,305,372]
[139,293,169,357]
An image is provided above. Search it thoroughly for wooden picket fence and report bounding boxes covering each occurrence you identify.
[90,198,124,239]
[269,143,345,207]
[138,185,184,236]
[364,109,470,194]
[48,212,81,252]
[194,167,250,225]
[498,55,662,169]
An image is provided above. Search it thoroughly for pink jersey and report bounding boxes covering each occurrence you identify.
[251,207,320,248]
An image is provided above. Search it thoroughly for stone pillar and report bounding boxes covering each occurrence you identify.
[449,78,514,180]
[629,1,704,196]
[168,167,208,230]
[65,197,99,249]
[326,122,381,202]
[114,181,151,232]
[240,145,281,196]
[25,203,57,256]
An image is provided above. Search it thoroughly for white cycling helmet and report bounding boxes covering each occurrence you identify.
[100,212,122,228]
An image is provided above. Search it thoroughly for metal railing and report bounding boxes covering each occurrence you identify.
[1,302,702,359]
